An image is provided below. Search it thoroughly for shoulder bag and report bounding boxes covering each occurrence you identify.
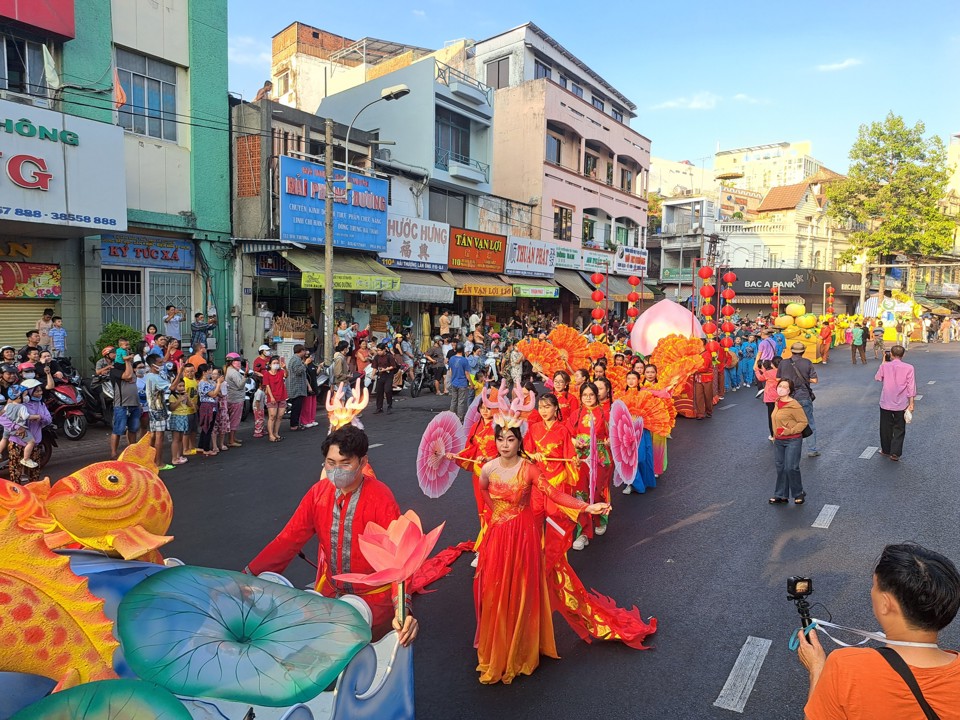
[789,358,816,401]
[875,647,941,720]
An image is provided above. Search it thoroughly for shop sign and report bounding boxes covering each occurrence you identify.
[582,249,614,274]
[0,99,127,231]
[456,284,512,297]
[942,283,959,297]
[913,280,928,294]
[255,252,296,277]
[613,246,648,275]
[513,284,559,298]
[729,269,861,295]
[101,234,194,270]
[554,246,581,270]
[278,155,388,252]
[301,272,400,292]
[379,215,448,271]
[661,267,693,281]
[448,227,506,274]
[0,262,61,299]
[0,0,75,37]
[504,236,556,278]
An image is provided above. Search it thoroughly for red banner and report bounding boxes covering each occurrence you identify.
[0,262,62,299]
[0,0,75,38]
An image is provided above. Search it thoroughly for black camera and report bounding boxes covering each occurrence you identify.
[787,576,814,628]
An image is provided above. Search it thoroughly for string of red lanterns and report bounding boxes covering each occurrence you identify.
[698,266,720,359]
[589,272,606,337]
[826,286,835,318]
[720,271,737,348]
[771,285,780,319]
[625,275,642,336]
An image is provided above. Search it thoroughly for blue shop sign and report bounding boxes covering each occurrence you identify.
[100,233,195,270]
[278,155,388,252]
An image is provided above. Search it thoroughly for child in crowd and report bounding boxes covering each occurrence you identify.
[49,316,67,359]
[1,385,40,467]
[252,379,266,439]
[196,364,221,456]
[168,376,196,465]
[36,309,54,352]
[181,363,199,455]
[213,367,231,452]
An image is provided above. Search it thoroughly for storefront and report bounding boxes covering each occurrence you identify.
[446,227,508,319]
[727,268,861,315]
[501,236,559,317]
[0,244,66,346]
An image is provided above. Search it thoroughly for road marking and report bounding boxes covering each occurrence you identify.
[915,394,923,400]
[713,636,772,713]
[369,443,383,449]
[718,404,737,411]
[859,446,878,459]
[812,504,839,529]
[928,381,936,385]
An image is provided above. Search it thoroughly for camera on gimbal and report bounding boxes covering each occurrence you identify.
[787,576,814,628]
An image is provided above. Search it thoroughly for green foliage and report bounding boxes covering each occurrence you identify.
[647,192,663,233]
[90,321,144,364]
[827,112,955,263]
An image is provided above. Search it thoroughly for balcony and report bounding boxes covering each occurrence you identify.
[435,147,489,184]
[435,61,492,110]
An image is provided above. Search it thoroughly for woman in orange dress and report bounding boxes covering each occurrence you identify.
[475,422,654,684]
[452,387,499,564]
[568,382,611,551]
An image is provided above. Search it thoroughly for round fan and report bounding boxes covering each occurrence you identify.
[607,400,638,487]
[516,338,564,378]
[621,390,677,438]
[548,324,591,372]
[649,334,704,370]
[587,341,613,364]
[416,411,467,498]
[658,354,706,394]
[604,364,628,394]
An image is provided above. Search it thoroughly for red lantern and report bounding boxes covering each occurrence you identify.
[720,337,734,348]
[699,285,716,298]
[720,305,736,317]
[590,324,605,336]
[771,301,779,308]
[721,288,736,300]
[702,321,717,335]
[627,275,641,286]
[722,271,737,284]
[771,310,779,318]
[627,291,640,303]
[706,340,721,353]
[626,322,635,332]
[626,306,640,318]
[701,303,716,317]
[698,266,714,279]
[828,287,835,295]
[591,290,605,303]
[771,288,779,297]
[591,307,605,320]
[590,272,605,286]
[721,321,736,333]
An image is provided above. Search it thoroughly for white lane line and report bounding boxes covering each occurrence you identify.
[713,636,772,713]
[718,404,737,411]
[812,504,839,529]
[915,394,923,400]
[369,443,383,449]
[859,446,878,459]
[928,380,936,385]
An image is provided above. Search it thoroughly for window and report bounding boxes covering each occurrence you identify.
[428,188,465,227]
[611,108,624,123]
[116,48,177,142]
[582,217,596,243]
[0,35,49,98]
[545,134,561,165]
[592,97,604,111]
[620,168,633,193]
[435,106,471,166]
[485,56,510,90]
[553,205,572,241]
[616,226,630,245]
[276,71,290,96]
[559,75,568,89]
[584,153,599,179]
[572,84,583,98]
[534,60,551,80]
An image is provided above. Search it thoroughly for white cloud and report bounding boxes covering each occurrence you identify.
[228,36,271,68]
[816,58,862,72]
[733,93,769,105]
[412,9,426,16]
[651,91,720,111]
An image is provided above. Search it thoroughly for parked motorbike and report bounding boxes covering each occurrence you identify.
[44,380,88,440]
[80,375,113,427]
[410,355,436,398]
[0,423,58,475]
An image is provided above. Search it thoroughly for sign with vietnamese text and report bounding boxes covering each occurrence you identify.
[255,252,297,277]
[456,283,512,297]
[554,246,581,270]
[301,271,399,292]
[101,234,195,270]
[513,284,559,298]
[0,99,127,231]
[661,267,693,281]
[504,236,556,278]
[380,215,448,271]
[582,249,614,274]
[0,262,61,299]
[613,246,648,275]
[278,155,388,252]
[448,227,506,274]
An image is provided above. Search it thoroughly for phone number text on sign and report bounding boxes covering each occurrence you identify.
[0,206,120,226]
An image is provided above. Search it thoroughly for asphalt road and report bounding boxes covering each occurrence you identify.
[44,343,960,718]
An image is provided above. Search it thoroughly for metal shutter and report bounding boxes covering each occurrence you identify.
[0,300,48,348]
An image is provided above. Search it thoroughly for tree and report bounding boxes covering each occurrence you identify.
[647,191,663,234]
[826,113,955,300]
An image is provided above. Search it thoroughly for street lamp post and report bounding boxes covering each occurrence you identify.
[322,84,410,364]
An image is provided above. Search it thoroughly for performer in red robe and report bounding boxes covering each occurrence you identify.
[568,382,611,550]
[245,425,418,644]
[452,388,499,556]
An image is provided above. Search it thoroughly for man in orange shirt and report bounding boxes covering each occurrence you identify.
[819,322,833,365]
[797,543,960,719]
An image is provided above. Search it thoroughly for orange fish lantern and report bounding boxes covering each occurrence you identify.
[326,378,369,431]
[0,478,57,533]
[44,435,173,561]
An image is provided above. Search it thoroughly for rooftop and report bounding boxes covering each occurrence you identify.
[756,167,845,212]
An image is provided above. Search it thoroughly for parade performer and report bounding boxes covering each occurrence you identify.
[725,337,743,391]
[641,364,673,480]
[543,370,579,420]
[245,425,418,645]
[569,382,611,550]
[692,343,716,420]
[739,333,758,388]
[474,416,655,684]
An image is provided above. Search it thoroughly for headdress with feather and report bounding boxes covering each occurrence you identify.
[326,379,369,431]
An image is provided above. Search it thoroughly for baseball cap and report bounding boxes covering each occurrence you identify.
[258,344,271,352]
[791,342,805,353]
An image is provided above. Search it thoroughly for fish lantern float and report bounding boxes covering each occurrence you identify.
[785,302,806,318]
[774,315,795,328]
[795,313,818,329]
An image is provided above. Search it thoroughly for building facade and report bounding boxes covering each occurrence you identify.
[0,0,232,368]
[714,141,823,194]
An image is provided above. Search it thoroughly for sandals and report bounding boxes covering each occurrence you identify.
[794,494,806,505]
[769,497,788,504]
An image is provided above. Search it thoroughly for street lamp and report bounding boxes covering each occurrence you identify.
[322,84,411,364]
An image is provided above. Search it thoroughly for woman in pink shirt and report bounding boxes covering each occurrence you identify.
[755,356,782,441]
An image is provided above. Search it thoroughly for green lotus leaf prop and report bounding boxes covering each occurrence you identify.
[11,679,191,720]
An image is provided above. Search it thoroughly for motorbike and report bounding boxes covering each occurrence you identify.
[80,374,113,427]
[44,380,88,440]
[0,423,58,474]
[409,355,436,398]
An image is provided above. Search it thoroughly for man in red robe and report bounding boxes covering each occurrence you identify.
[693,342,715,419]
[245,425,418,644]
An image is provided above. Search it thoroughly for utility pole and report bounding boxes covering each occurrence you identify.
[324,118,335,364]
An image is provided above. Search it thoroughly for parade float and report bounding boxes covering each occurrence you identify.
[0,436,423,720]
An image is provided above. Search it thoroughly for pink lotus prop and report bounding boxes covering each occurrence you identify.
[629,299,705,356]
[333,510,445,589]
[608,400,639,487]
[588,419,598,504]
[416,411,466,498]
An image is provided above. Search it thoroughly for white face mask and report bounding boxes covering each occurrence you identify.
[22,372,35,379]
[270,363,280,371]
[776,387,790,398]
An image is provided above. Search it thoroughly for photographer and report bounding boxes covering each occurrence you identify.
[797,544,960,718]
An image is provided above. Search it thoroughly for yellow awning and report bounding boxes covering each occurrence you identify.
[284,249,400,291]
[443,271,512,297]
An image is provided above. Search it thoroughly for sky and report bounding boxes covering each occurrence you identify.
[228,0,960,172]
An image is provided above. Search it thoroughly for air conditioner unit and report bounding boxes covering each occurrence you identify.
[375,148,392,161]
[0,90,51,108]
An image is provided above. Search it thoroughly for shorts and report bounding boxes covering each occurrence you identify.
[113,405,141,435]
[148,409,169,433]
[169,414,189,433]
[266,401,284,410]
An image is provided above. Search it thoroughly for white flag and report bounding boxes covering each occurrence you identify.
[42,45,61,90]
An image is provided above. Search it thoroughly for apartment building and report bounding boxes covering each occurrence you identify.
[714,141,824,194]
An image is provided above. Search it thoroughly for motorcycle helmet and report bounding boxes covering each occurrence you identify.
[101,346,116,357]
[20,379,42,392]
[225,352,241,360]
[17,362,35,372]
[0,363,17,375]
[6,384,26,400]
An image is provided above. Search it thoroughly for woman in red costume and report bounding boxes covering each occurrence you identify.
[474,415,655,684]
[595,376,614,412]
[539,370,579,421]
[568,382,611,551]
[625,369,642,395]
